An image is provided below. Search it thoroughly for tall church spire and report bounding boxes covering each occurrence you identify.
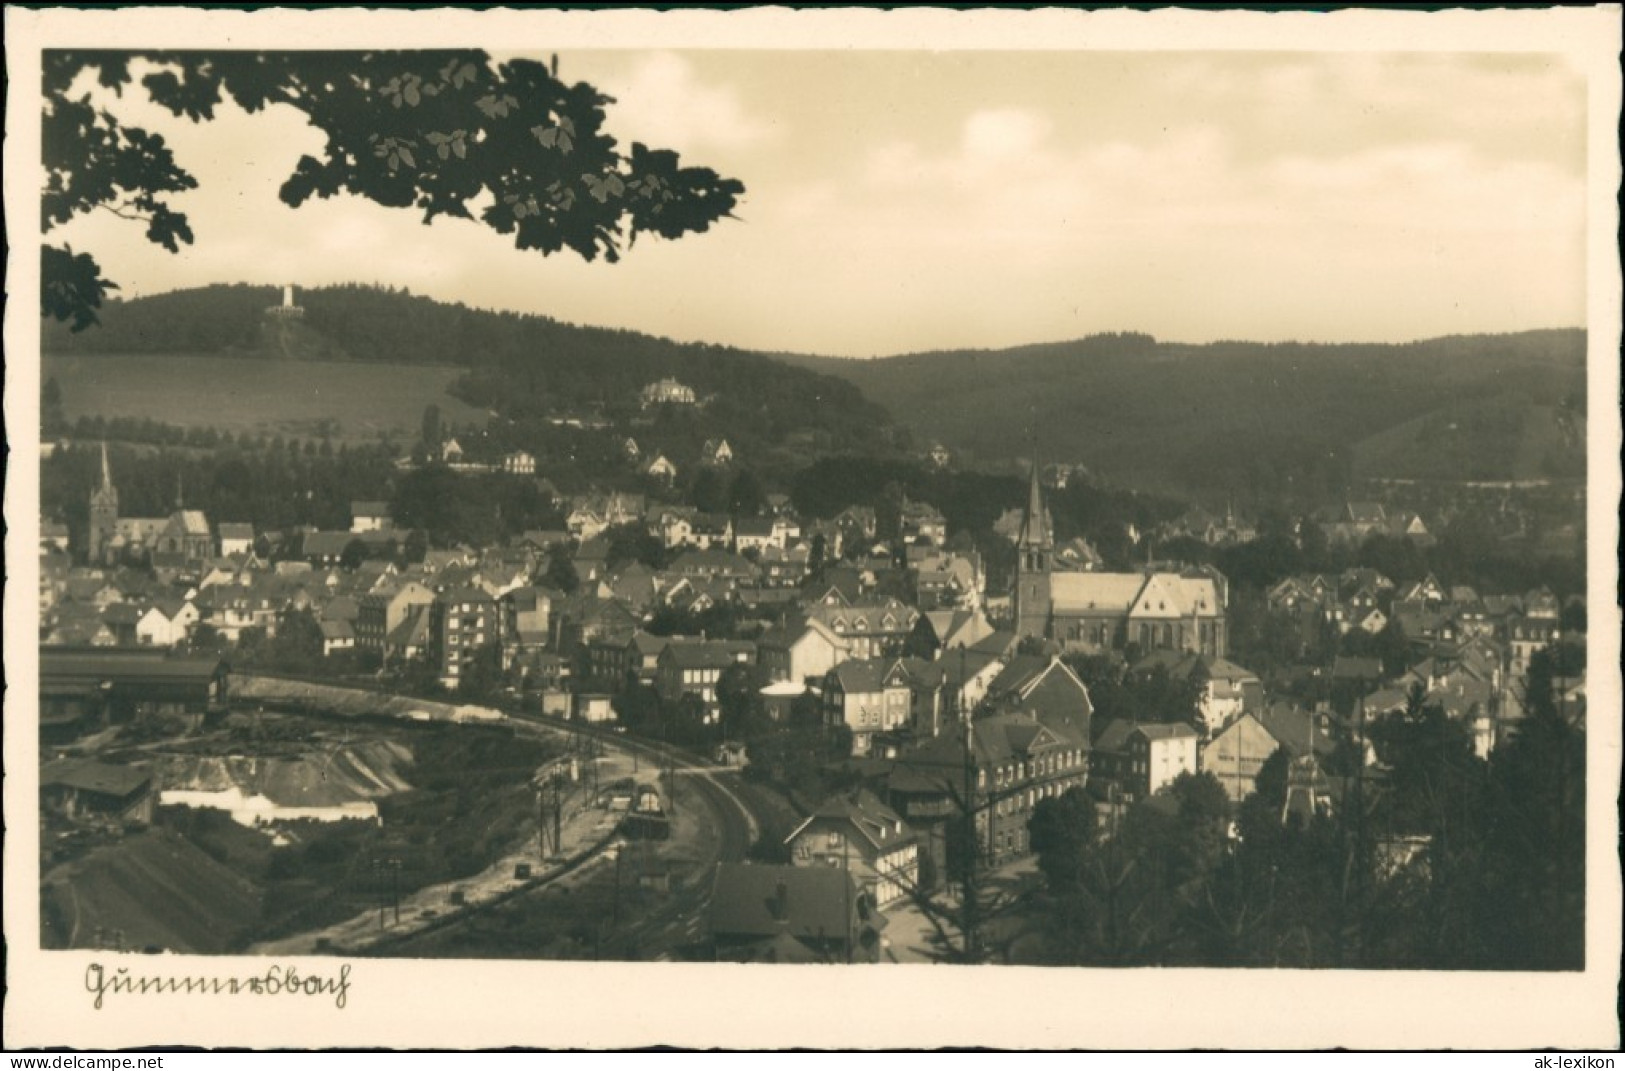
[1017,446,1051,551]
[90,441,120,564]
[1013,444,1053,642]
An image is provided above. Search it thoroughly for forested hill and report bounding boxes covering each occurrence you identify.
[779,329,1587,499]
[43,283,899,455]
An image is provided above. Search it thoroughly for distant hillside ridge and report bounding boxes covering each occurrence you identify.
[43,283,900,455]
[777,328,1586,499]
[42,283,352,359]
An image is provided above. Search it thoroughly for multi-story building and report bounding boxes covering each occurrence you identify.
[640,377,697,407]
[1093,720,1199,802]
[655,639,756,713]
[785,789,920,910]
[499,585,553,668]
[428,587,500,688]
[758,617,850,686]
[804,590,920,661]
[823,657,915,756]
[355,580,436,657]
[887,711,1089,878]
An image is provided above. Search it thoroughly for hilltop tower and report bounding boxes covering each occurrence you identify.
[1013,452,1053,641]
[88,442,119,564]
[266,283,305,319]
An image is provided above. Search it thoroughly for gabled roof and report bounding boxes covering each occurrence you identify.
[1128,572,1221,618]
[1331,656,1384,681]
[662,639,752,671]
[939,648,1004,688]
[1345,501,1387,525]
[669,548,756,576]
[786,788,915,854]
[301,531,360,558]
[40,647,224,686]
[1094,718,1136,753]
[42,758,152,798]
[896,712,1079,778]
[436,586,495,606]
[1256,704,1339,758]
[101,603,143,625]
[387,605,430,647]
[1050,572,1148,614]
[828,657,911,693]
[967,629,1019,659]
[629,631,670,658]
[172,510,211,536]
[986,654,1050,696]
[319,619,355,641]
[709,863,861,943]
[1132,722,1198,743]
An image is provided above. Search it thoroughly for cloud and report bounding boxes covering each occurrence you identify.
[961,108,1052,161]
[41,50,1590,358]
[752,91,1584,353]
[601,52,780,154]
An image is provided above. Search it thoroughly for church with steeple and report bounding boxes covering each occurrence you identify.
[1013,453,1055,640]
[88,442,120,564]
[1011,453,1228,658]
[87,445,213,565]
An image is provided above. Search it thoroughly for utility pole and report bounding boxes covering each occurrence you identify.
[843,829,853,965]
[537,781,549,861]
[959,715,981,964]
[552,768,563,856]
[372,857,400,929]
[664,729,678,815]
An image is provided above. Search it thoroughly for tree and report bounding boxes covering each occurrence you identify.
[42,50,745,330]
[267,608,325,674]
[456,642,504,702]
[421,404,443,453]
[339,537,369,571]
[715,662,762,742]
[544,552,580,595]
[1474,660,1585,968]
[400,528,429,566]
[42,376,67,437]
[807,532,828,581]
[612,683,661,735]
[1027,787,1099,892]
[727,468,766,518]
[603,522,665,571]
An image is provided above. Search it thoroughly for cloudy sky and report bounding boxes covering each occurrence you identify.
[42,29,1591,358]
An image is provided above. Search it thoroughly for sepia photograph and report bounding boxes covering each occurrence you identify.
[5,5,1621,1052]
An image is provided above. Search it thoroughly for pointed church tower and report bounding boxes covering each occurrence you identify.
[89,442,120,564]
[1013,451,1053,641]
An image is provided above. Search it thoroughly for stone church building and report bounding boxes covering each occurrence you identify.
[1013,458,1227,657]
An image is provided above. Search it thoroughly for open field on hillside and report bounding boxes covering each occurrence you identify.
[43,353,489,443]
